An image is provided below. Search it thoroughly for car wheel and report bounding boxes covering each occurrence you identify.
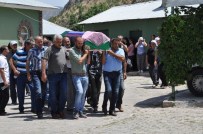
[187,69,203,96]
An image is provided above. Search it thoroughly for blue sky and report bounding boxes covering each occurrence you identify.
[40,0,69,7]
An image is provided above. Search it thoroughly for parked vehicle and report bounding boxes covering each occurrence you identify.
[187,66,203,96]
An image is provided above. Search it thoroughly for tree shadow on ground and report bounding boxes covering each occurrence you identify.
[175,89,200,100]
[135,94,169,108]
[134,90,188,108]
[173,89,203,107]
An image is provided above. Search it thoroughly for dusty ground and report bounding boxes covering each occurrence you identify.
[1,75,203,134]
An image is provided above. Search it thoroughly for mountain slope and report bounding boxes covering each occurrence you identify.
[50,0,153,30]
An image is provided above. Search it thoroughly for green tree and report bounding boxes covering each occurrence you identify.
[72,3,109,30]
[159,5,203,100]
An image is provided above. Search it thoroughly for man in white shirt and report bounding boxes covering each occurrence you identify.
[0,45,10,115]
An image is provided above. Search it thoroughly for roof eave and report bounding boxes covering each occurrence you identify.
[78,16,166,25]
[0,3,58,11]
[162,0,203,7]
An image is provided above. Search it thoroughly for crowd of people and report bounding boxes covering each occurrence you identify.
[0,34,126,119]
[124,34,167,88]
[0,34,167,119]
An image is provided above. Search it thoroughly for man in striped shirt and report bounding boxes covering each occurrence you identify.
[10,40,34,113]
[26,36,48,119]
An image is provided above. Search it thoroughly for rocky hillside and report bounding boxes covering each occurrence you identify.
[50,0,153,30]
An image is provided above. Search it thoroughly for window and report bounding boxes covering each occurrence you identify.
[20,26,29,40]
[17,20,33,44]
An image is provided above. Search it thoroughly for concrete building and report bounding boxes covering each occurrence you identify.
[79,0,168,43]
[0,0,56,45]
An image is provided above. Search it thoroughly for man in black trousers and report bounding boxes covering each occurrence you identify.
[0,45,10,115]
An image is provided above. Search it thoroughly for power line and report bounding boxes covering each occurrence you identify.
[11,8,40,22]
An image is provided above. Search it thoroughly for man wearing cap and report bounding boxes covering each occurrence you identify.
[10,40,34,113]
[155,37,168,88]
[146,40,159,87]
[7,41,18,105]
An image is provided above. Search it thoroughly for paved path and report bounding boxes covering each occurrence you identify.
[1,75,203,134]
